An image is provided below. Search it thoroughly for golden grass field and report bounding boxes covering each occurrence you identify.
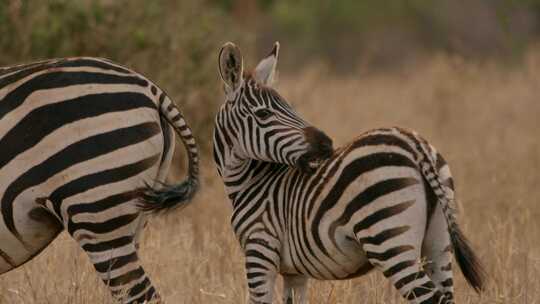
[1,52,539,303]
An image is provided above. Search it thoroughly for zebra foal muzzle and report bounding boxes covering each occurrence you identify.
[297,126,333,174]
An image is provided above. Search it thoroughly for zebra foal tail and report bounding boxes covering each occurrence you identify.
[138,94,200,214]
[450,224,485,292]
[409,131,486,293]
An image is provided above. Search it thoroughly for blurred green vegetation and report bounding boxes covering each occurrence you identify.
[0,0,249,152]
[217,0,540,70]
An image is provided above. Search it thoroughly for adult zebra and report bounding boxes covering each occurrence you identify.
[213,42,485,304]
[0,57,199,303]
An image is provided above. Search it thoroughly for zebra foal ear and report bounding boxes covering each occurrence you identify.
[254,41,279,86]
[219,42,244,97]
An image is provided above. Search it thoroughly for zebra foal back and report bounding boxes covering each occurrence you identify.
[0,57,199,303]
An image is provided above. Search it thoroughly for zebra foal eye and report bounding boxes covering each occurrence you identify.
[254,109,273,119]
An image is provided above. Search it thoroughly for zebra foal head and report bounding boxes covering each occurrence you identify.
[214,42,333,174]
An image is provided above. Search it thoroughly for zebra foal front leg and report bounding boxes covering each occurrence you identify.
[244,235,280,304]
[282,275,308,304]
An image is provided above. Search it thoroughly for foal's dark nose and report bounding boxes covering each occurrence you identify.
[303,126,334,158]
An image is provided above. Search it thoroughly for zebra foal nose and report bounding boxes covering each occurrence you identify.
[303,126,333,158]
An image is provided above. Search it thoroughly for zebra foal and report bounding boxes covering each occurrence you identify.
[213,42,485,304]
[0,57,200,303]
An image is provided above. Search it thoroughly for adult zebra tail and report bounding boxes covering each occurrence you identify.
[408,130,486,293]
[138,93,200,213]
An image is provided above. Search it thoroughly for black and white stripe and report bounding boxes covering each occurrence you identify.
[0,57,199,303]
[213,42,485,304]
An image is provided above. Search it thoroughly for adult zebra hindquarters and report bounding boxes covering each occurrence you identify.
[137,94,200,214]
[0,56,202,303]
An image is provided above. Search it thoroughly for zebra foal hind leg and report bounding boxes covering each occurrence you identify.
[355,194,451,303]
[282,274,308,304]
[363,243,450,304]
[422,203,454,301]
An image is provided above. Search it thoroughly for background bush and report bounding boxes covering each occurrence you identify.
[217,0,540,70]
[0,0,250,153]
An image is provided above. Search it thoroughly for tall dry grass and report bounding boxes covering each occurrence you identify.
[1,51,539,303]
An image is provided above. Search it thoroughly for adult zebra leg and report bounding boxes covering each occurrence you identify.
[244,234,280,304]
[132,213,149,250]
[0,203,63,274]
[31,190,161,303]
[422,203,454,300]
[282,274,308,304]
[78,224,161,304]
[62,190,161,304]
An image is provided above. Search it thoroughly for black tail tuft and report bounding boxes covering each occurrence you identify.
[451,226,487,293]
[137,179,199,214]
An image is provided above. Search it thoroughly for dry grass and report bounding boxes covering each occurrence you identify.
[1,51,540,303]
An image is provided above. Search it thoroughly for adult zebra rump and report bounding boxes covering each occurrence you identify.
[0,57,199,303]
[213,42,485,304]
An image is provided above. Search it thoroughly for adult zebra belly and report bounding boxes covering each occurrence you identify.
[0,87,168,273]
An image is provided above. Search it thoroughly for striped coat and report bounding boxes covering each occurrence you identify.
[213,42,485,304]
[0,57,199,303]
